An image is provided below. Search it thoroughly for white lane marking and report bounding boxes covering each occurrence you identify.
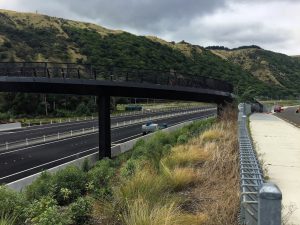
[0,147,97,180]
[0,132,96,156]
[112,133,141,144]
[0,132,14,135]
[0,110,215,156]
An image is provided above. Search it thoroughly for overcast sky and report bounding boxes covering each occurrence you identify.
[0,0,299,55]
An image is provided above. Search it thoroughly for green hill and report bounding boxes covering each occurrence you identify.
[209,46,300,97]
[0,9,297,117]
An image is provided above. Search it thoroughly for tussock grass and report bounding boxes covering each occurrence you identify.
[0,213,16,225]
[200,129,225,143]
[122,198,208,225]
[116,168,169,205]
[122,198,178,225]
[161,163,199,191]
[161,145,211,168]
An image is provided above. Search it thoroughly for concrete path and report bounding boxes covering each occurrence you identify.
[250,113,300,225]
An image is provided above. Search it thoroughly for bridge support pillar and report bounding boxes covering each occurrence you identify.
[98,95,111,159]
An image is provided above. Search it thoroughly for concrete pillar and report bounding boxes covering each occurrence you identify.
[258,183,282,225]
[98,95,111,159]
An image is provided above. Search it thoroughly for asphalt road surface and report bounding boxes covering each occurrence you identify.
[274,106,300,128]
[0,106,210,144]
[0,108,215,184]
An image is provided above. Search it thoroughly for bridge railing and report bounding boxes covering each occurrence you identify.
[0,62,233,93]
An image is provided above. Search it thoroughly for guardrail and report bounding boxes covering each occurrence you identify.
[0,107,215,152]
[0,62,233,92]
[238,103,282,225]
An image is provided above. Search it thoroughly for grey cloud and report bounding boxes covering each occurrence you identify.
[1,0,299,54]
[14,0,226,33]
[71,0,226,31]
[163,21,290,52]
[206,24,288,45]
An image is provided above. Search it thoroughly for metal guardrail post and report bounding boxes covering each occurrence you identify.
[258,183,282,225]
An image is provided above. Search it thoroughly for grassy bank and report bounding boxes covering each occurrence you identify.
[0,108,239,225]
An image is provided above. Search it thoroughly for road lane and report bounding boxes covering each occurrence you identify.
[0,109,215,183]
[0,106,211,144]
[274,106,300,128]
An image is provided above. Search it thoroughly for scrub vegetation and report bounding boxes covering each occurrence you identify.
[0,107,240,225]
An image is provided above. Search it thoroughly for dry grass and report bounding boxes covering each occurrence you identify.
[92,106,240,225]
[188,110,240,225]
[122,198,208,225]
[200,129,225,143]
[122,198,178,225]
[161,164,199,191]
[116,168,169,205]
[161,145,211,168]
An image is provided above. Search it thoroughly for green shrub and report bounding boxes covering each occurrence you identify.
[81,158,91,172]
[120,159,138,178]
[25,171,54,201]
[75,103,91,116]
[69,197,93,225]
[0,186,27,223]
[87,158,115,197]
[131,132,173,169]
[25,196,71,225]
[52,166,87,205]
[177,134,188,144]
[54,109,74,117]
[0,112,11,122]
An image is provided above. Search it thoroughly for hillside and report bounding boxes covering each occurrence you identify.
[209,46,300,96]
[0,9,297,117]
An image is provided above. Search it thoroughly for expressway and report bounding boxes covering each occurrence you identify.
[0,106,210,144]
[275,106,300,127]
[0,108,216,184]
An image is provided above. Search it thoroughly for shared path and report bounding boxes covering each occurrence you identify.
[250,107,300,224]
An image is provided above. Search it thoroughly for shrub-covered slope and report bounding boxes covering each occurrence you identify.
[209,46,300,96]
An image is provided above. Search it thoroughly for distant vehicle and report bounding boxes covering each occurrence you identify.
[142,121,168,135]
[274,105,283,113]
[125,105,143,111]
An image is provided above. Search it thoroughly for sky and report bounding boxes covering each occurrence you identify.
[0,0,299,55]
